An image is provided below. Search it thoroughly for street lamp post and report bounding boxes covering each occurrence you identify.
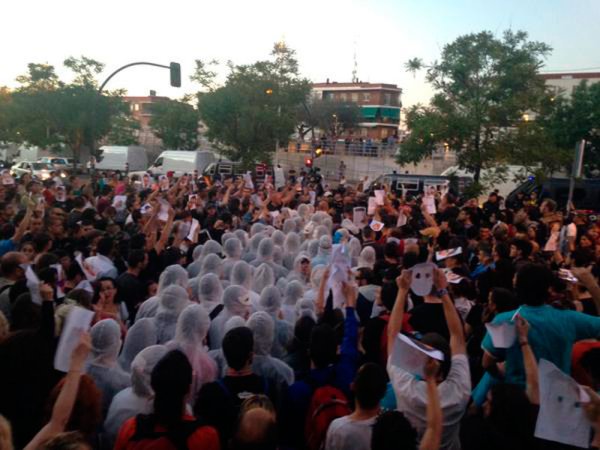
[90,61,181,169]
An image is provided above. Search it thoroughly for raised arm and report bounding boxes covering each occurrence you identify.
[516,315,539,405]
[435,269,466,355]
[24,333,91,450]
[420,359,443,450]
[387,270,411,355]
[315,266,331,317]
[155,207,175,255]
[13,206,34,243]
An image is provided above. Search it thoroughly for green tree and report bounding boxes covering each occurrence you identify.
[150,98,199,149]
[7,58,125,163]
[400,30,551,185]
[296,99,361,140]
[536,81,600,176]
[196,42,311,166]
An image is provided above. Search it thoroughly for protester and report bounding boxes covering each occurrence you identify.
[0,167,598,450]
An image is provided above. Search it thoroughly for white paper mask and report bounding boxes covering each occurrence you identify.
[411,262,436,296]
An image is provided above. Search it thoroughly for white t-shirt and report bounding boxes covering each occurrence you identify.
[388,354,471,450]
[324,415,376,450]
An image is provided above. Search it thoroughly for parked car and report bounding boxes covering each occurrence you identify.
[38,157,74,171]
[10,161,54,180]
[202,161,245,180]
[506,177,600,211]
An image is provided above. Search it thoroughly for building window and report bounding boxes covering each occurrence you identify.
[323,92,333,101]
[363,93,371,102]
[351,93,359,102]
[133,104,140,111]
[384,93,392,105]
[340,93,347,102]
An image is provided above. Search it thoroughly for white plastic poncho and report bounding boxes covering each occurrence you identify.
[86,319,130,416]
[246,312,294,387]
[168,304,217,395]
[198,273,223,315]
[208,285,250,350]
[258,286,294,359]
[118,318,157,372]
[104,345,168,447]
[154,285,189,344]
[282,280,304,324]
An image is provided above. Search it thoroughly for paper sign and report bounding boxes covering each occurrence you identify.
[485,322,517,348]
[56,187,67,203]
[54,306,95,372]
[140,203,153,215]
[25,265,42,305]
[397,211,407,227]
[186,218,200,242]
[1,170,14,186]
[374,190,385,206]
[390,333,445,377]
[327,244,352,309]
[423,195,436,214]
[353,207,366,229]
[75,252,96,282]
[112,195,127,211]
[274,167,285,189]
[159,175,169,191]
[370,220,384,232]
[158,199,169,222]
[436,247,462,261]
[558,268,577,284]
[410,263,436,296]
[142,174,152,189]
[367,197,377,215]
[243,172,254,190]
[534,359,592,448]
[309,191,316,206]
[443,269,463,284]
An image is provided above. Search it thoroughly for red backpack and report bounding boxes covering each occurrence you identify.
[304,380,351,450]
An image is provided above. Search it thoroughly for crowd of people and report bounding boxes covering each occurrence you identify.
[0,167,599,450]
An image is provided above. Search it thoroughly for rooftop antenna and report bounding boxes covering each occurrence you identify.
[352,41,359,83]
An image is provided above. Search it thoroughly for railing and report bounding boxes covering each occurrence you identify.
[285,140,400,158]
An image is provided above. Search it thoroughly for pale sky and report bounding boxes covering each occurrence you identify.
[2,0,599,109]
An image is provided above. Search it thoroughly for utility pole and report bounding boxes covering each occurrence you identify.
[567,140,586,215]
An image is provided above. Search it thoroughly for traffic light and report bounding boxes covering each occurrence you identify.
[170,62,181,87]
[314,147,323,157]
[305,157,313,168]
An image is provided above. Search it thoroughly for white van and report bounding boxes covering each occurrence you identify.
[142,150,217,177]
[95,146,148,172]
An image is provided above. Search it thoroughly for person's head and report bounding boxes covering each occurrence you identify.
[515,264,552,306]
[48,217,65,237]
[93,277,117,305]
[488,287,517,314]
[420,333,451,381]
[371,411,417,450]
[580,348,600,391]
[353,363,387,410]
[45,375,102,439]
[484,384,533,439]
[130,345,169,398]
[510,239,533,259]
[380,281,398,312]
[96,237,113,257]
[222,326,254,372]
[127,249,147,272]
[540,198,557,215]
[0,251,27,281]
[231,396,278,450]
[151,350,193,428]
[39,432,92,450]
[309,323,337,369]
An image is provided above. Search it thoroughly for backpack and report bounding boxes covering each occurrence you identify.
[129,414,203,450]
[304,374,351,450]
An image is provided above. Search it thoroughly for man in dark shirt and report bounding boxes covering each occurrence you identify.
[115,249,147,321]
[194,327,275,447]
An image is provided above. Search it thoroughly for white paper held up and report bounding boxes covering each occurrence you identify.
[112,195,127,211]
[534,359,592,448]
[390,333,445,378]
[353,207,366,229]
[374,190,385,206]
[54,306,95,372]
[435,247,462,261]
[423,194,436,214]
[484,322,517,348]
[410,263,436,296]
[25,265,42,305]
[370,220,384,232]
[367,197,377,215]
[327,244,352,309]
[186,219,200,242]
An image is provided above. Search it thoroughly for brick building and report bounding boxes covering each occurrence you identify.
[541,72,600,98]
[123,93,170,148]
[311,81,402,140]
